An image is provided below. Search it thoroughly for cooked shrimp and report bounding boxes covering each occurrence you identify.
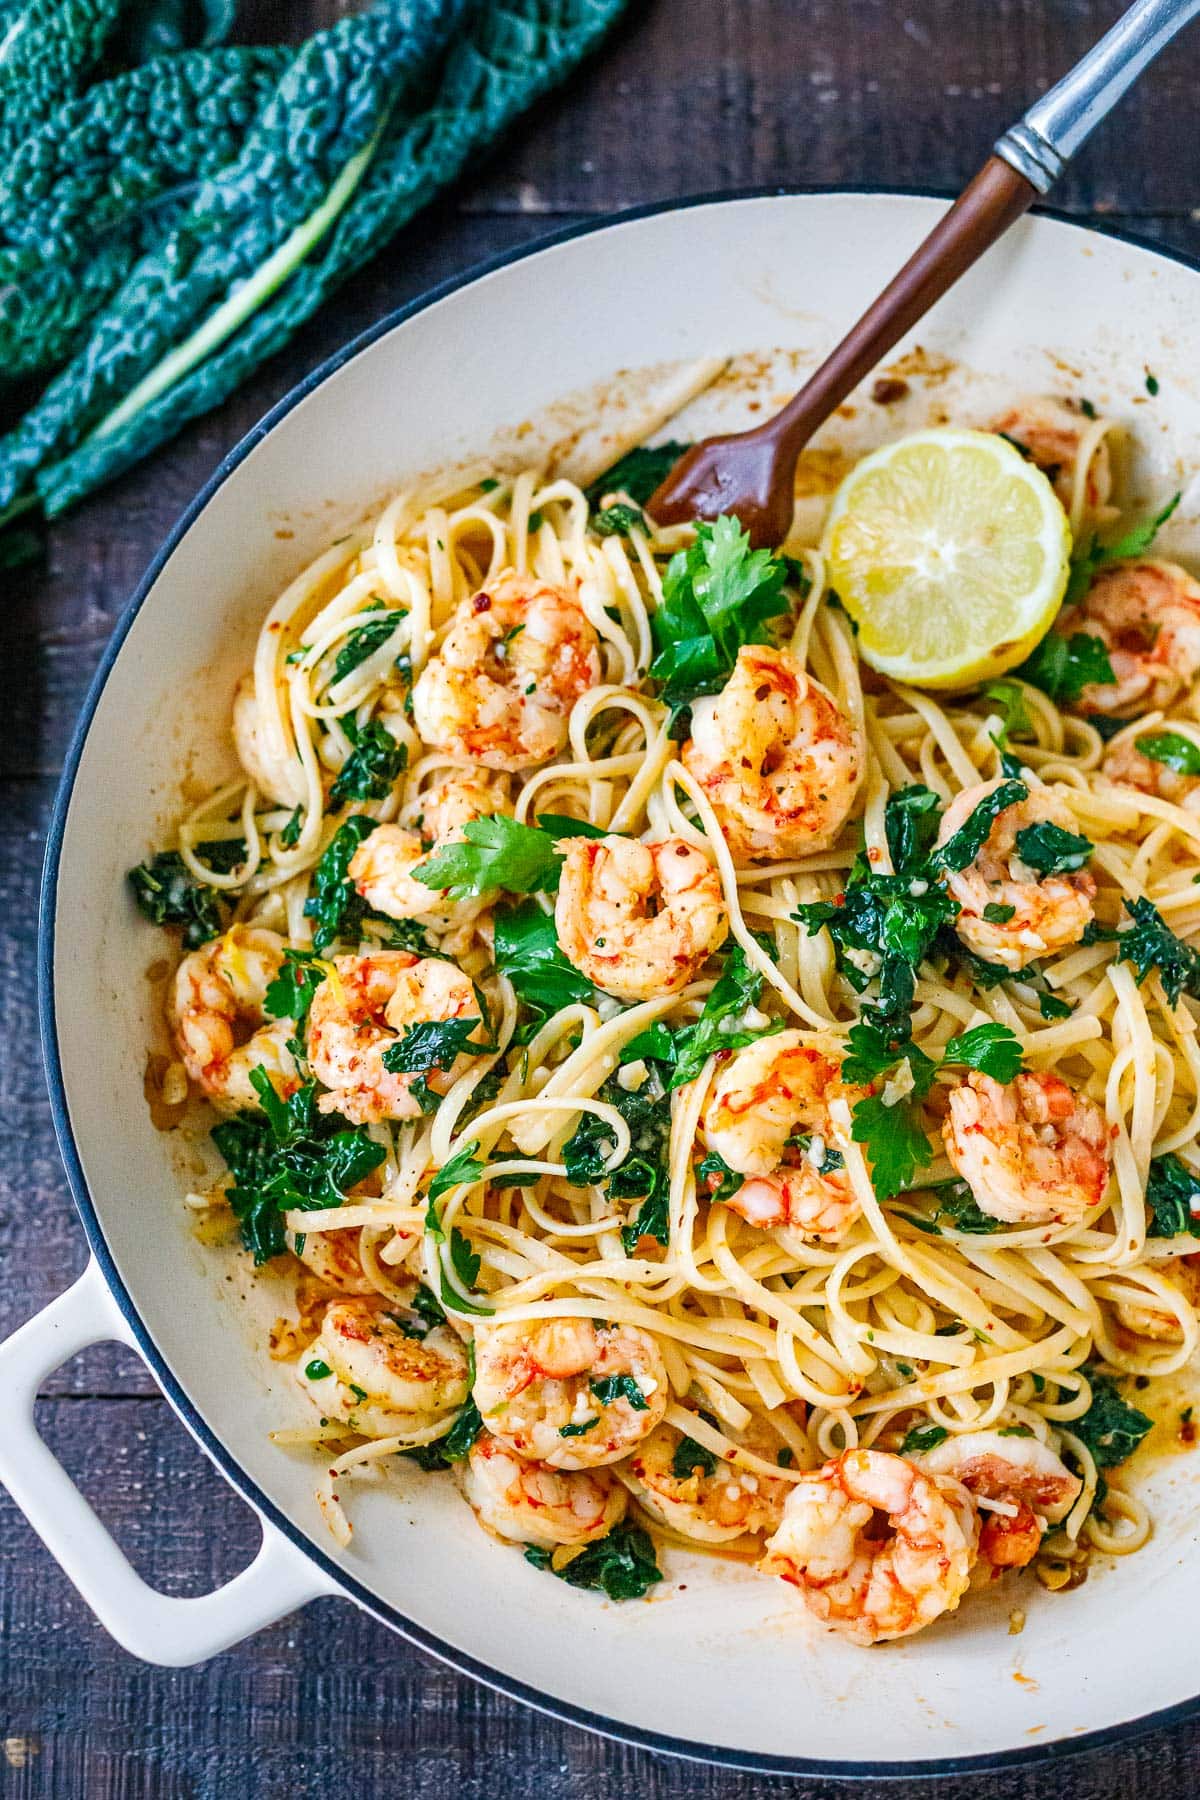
[554,835,728,1001]
[472,1318,669,1470]
[615,1418,790,1543]
[1114,1255,1200,1342]
[296,1297,470,1439]
[702,1033,862,1241]
[411,571,600,770]
[307,951,489,1125]
[990,395,1112,522]
[1102,732,1200,808]
[403,767,513,844]
[352,770,517,924]
[915,1429,1080,1573]
[682,645,861,859]
[943,1070,1112,1226]
[934,777,1095,971]
[288,1226,376,1296]
[171,925,299,1113]
[460,1431,626,1549]
[1055,560,1200,717]
[232,675,304,808]
[760,1448,978,1645]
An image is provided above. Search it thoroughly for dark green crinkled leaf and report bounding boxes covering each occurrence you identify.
[562,1073,673,1253]
[1072,1368,1152,1468]
[381,1016,493,1074]
[584,441,690,507]
[591,501,646,538]
[493,899,595,1039]
[523,1519,661,1601]
[211,1071,385,1265]
[931,1179,1003,1235]
[329,717,406,807]
[1013,820,1093,877]
[930,781,1027,874]
[1115,896,1200,1008]
[1145,1152,1200,1238]
[303,813,376,952]
[128,848,227,946]
[622,943,780,1091]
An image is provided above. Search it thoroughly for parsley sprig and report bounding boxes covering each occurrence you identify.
[649,516,792,709]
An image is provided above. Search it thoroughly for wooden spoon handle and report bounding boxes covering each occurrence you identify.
[758,157,1036,465]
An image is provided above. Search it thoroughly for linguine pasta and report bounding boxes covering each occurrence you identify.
[138,391,1200,1644]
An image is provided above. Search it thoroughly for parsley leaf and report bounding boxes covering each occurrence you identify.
[941,1023,1024,1082]
[523,1520,662,1601]
[1135,731,1200,777]
[427,1140,486,1206]
[493,899,595,1040]
[851,1094,935,1200]
[1145,1152,1200,1238]
[128,849,229,947]
[263,948,325,1033]
[622,943,779,1089]
[1014,821,1093,876]
[1073,1368,1152,1467]
[1063,493,1181,608]
[328,718,406,808]
[303,814,376,953]
[414,815,566,901]
[1016,631,1116,706]
[211,1073,385,1266]
[1115,896,1200,1008]
[381,1017,493,1075]
[584,441,691,507]
[841,1016,936,1092]
[649,516,790,709]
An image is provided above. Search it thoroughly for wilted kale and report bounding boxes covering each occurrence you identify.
[211,1070,385,1264]
[1145,1153,1200,1239]
[1072,1368,1152,1469]
[584,442,691,508]
[328,717,406,807]
[303,814,376,952]
[523,1519,662,1601]
[621,942,780,1091]
[493,899,594,1042]
[128,843,244,946]
[1113,896,1200,1008]
[563,1073,672,1253]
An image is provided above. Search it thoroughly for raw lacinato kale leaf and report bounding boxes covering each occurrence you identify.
[1115,896,1200,1008]
[1144,1153,1200,1238]
[415,814,566,901]
[1062,492,1181,608]
[1013,821,1093,876]
[381,1016,493,1074]
[211,1070,385,1265]
[303,812,376,952]
[523,1519,662,1601]
[1015,631,1116,706]
[649,516,791,709]
[584,442,691,508]
[493,899,594,1040]
[1072,1368,1153,1468]
[328,717,406,807]
[128,848,228,946]
[930,780,1028,874]
[562,1074,673,1253]
[941,1023,1025,1082]
[1135,731,1200,777]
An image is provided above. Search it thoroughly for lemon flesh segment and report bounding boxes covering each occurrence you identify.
[822,428,1072,689]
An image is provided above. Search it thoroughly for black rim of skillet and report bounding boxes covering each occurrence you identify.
[35,186,1200,1779]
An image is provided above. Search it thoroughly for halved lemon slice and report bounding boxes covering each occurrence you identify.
[822,427,1071,689]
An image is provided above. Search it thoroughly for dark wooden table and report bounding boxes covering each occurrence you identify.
[4,2,1200,1794]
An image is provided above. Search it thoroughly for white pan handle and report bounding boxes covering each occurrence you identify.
[0,1258,338,1665]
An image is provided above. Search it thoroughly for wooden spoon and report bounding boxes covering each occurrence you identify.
[648,0,1200,547]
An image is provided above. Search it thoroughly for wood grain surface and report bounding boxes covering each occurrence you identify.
[4,2,1200,1793]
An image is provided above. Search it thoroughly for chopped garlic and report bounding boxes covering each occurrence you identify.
[618,1060,648,1092]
